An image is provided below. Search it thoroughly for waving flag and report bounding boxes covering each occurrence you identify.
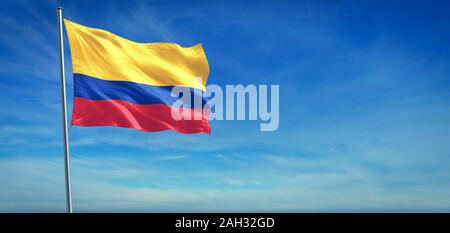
[64,19,210,134]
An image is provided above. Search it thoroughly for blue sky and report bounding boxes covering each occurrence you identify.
[1,0,450,212]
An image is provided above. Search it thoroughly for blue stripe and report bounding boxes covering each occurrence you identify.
[74,73,208,107]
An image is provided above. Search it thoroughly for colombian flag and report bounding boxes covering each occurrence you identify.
[64,19,210,134]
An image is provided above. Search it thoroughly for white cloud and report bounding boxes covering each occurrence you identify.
[1,151,450,212]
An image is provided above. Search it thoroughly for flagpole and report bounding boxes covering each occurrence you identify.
[57,6,73,213]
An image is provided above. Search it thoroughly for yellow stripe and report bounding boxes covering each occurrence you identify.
[64,19,209,91]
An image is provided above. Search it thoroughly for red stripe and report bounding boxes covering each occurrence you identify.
[72,97,211,134]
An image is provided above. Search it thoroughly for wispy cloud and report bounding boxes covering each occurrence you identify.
[1,152,450,212]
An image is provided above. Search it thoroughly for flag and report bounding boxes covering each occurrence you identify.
[64,19,210,134]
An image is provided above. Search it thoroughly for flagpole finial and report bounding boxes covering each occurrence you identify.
[57,6,63,11]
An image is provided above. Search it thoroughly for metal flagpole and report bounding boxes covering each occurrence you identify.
[57,6,73,213]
